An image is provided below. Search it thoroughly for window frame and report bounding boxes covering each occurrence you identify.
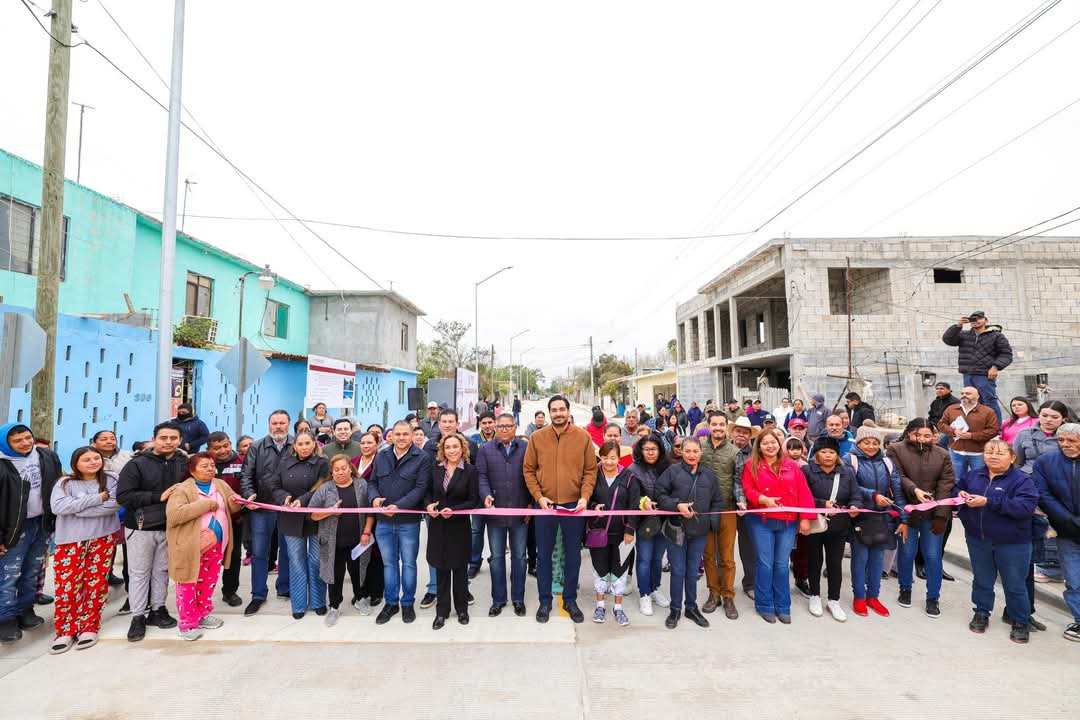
[0,194,69,280]
[184,271,214,317]
[263,299,290,339]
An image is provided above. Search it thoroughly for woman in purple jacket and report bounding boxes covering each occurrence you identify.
[955,439,1039,644]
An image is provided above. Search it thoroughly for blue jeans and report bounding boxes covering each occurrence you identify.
[534,509,586,605]
[513,412,521,426]
[375,521,420,607]
[635,534,666,597]
[248,510,290,600]
[667,534,708,611]
[964,374,1002,425]
[470,515,488,571]
[0,517,48,621]
[283,534,325,614]
[950,451,986,482]
[1056,537,1080,623]
[487,523,528,605]
[851,541,885,600]
[747,518,798,616]
[898,519,944,599]
[966,536,1030,624]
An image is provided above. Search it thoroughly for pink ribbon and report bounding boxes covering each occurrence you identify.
[235,497,956,518]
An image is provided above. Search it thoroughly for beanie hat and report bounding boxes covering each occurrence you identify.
[855,426,881,444]
[813,435,840,455]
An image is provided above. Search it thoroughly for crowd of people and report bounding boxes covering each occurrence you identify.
[0,313,1077,652]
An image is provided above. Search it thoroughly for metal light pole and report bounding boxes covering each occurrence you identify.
[234,265,274,440]
[181,178,197,231]
[519,347,535,398]
[474,266,513,398]
[154,0,187,422]
[509,329,530,399]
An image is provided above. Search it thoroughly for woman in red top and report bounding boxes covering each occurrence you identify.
[741,428,815,624]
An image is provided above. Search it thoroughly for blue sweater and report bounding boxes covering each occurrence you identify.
[954,465,1038,544]
[1033,450,1080,540]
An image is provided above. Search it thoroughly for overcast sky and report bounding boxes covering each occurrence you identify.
[3,0,1078,382]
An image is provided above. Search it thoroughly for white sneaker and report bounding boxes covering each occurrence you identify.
[808,595,823,617]
[324,608,340,627]
[650,590,670,608]
[353,597,371,616]
[827,600,847,622]
[199,615,224,629]
[179,628,203,641]
[639,595,654,616]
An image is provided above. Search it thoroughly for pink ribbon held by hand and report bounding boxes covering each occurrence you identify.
[902,496,966,514]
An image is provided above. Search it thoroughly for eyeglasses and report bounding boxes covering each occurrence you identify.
[495,425,515,430]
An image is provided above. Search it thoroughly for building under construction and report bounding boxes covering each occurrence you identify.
[674,236,1080,423]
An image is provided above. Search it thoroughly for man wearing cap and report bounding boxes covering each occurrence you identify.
[942,311,1013,425]
[761,414,780,435]
[787,417,809,444]
[420,402,441,440]
[723,400,746,424]
[928,382,959,449]
[730,417,757,598]
[747,400,769,427]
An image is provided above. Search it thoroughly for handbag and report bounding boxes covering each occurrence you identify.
[637,514,662,539]
[661,471,700,547]
[808,473,840,534]
[199,528,218,554]
[585,480,621,548]
[853,512,891,547]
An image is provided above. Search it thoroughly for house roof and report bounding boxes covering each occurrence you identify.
[305,289,426,317]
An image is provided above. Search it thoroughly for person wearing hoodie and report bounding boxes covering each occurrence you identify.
[1033,424,1080,642]
[0,424,63,644]
[173,402,210,454]
[806,394,831,442]
[845,393,876,430]
[887,418,955,619]
[626,432,671,616]
[845,427,906,618]
[800,435,864,622]
[586,407,608,448]
[942,311,1013,425]
[687,402,704,434]
[117,421,186,642]
[955,439,1039,644]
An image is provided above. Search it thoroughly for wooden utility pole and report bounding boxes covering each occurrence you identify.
[31,0,73,441]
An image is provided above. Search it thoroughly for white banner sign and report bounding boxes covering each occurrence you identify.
[305,354,355,409]
[455,367,479,432]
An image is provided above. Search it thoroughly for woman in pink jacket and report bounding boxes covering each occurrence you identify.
[741,428,815,624]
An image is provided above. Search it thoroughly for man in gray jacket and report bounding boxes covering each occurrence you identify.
[239,410,293,617]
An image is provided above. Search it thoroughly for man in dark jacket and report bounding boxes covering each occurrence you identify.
[370,420,432,625]
[1033,424,1080,641]
[512,395,522,426]
[927,382,959,448]
[942,311,1013,425]
[478,414,530,617]
[208,432,245,607]
[420,402,441,440]
[746,400,769,427]
[0,424,62,643]
[845,392,876,429]
[239,410,293,616]
[117,421,185,641]
[888,420,956,618]
[173,402,210,453]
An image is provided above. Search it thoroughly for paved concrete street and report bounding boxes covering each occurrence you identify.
[1,400,1076,718]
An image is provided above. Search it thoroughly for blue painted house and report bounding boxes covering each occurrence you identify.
[1,148,422,458]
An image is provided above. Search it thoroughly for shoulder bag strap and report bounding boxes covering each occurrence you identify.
[829,472,840,504]
[601,481,620,533]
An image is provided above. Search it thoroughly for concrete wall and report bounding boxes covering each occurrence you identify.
[307,294,418,369]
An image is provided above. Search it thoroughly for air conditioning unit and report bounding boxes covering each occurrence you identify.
[181,315,219,343]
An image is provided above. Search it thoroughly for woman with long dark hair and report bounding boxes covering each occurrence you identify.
[48,447,120,653]
[1001,397,1038,445]
[626,433,670,616]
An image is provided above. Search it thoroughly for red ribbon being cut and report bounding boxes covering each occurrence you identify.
[233,496,961,517]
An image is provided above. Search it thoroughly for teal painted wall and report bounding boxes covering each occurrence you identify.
[1,149,309,354]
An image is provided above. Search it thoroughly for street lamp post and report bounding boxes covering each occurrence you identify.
[234,265,275,440]
[474,266,513,399]
[518,347,535,398]
[509,329,530,400]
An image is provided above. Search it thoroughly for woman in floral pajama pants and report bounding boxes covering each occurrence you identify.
[53,536,114,639]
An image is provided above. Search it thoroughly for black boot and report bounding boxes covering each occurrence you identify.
[0,618,22,643]
[665,609,681,629]
[17,607,44,629]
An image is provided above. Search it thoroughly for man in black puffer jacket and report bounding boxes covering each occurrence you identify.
[942,311,1012,425]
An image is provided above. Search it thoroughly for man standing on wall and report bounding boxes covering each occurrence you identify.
[942,311,1012,425]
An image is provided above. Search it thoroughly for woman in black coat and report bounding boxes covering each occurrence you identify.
[425,433,479,629]
[587,442,640,627]
[270,430,331,619]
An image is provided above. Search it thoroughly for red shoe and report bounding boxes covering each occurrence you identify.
[852,599,868,617]
[866,598,890,617]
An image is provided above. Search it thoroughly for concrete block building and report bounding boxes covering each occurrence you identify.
[675,236,1080,423]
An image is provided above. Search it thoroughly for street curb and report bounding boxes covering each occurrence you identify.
[944,549,1068,614]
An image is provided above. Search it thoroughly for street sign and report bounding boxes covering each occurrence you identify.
[0,312,47,421]
[216,338,270,392]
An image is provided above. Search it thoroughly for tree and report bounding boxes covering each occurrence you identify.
[429,320,474,371]
[667,338,677,363]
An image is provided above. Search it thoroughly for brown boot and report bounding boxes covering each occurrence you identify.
[722,597,739,620]
[702,594,720,614]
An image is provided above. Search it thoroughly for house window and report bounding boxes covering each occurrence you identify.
[400,322,409,351]
[738,319,748,349]
[263,300,289,338]
[398,381,406,404]
[756,313,766,344]
[932,268,963,284]
[0,195,69,279]
[185,272,214,317]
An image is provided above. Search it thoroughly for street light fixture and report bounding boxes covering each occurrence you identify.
[509,329,530,400]
[234,264,275,439]
[475,266,513,398]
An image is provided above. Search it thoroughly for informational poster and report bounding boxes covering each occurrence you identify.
[455,368,479,432]
[170,367,185,417]
[305,354,355,409]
